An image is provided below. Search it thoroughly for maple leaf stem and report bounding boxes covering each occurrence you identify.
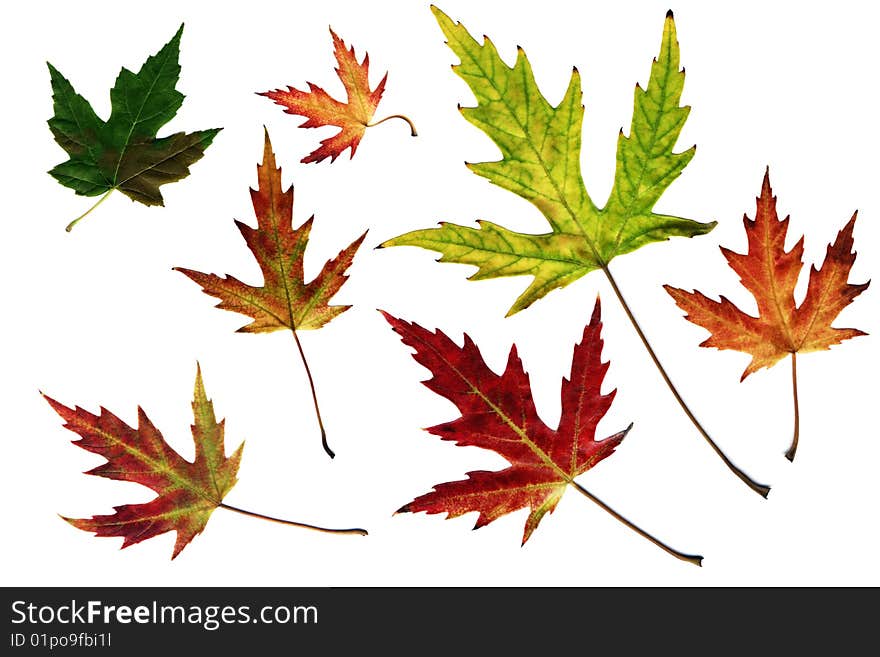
[366,114,418,136]
[290,328,333,459]
[785,353,800,462]
[568,480,702,566]
[219,503,367,535]
[65,189,113,232]
[601,264,771,498]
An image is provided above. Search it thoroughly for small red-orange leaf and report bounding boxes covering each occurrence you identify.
[259,29,388,163]
[385,298,630,545]
[665,168,869,379]
[44,366,243,559]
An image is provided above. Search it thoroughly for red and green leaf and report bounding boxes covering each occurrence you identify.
[47,25,220,230]
[43,366,243,559]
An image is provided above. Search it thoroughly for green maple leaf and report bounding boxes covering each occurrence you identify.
[47,24,221,230]
[382,7,715,315]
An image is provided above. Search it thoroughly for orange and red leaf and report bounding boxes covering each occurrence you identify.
[665,168,868,379]
[259,29,387,163]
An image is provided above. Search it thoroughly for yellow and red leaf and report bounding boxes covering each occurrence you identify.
[259,29,388,163]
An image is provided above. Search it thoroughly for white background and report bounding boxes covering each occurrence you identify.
[1,0,876,586]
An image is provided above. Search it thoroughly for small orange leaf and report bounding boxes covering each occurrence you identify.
[665,168,869,380]
[259,29,388,163]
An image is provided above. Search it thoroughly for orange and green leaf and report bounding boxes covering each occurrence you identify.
[174,129,365,458]
[175,129,366,332]
[43,366,243,559]
[665,168,869,380]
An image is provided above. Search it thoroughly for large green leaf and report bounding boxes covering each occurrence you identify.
[383,7,715,315]
[47,25,220,210]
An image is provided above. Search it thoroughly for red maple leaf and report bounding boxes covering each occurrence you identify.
[384,299,631,545]
[665,168,869,459]
[43,366,243,559]
[259,28,414,164]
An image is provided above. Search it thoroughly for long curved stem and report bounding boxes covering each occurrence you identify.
[290,329,333,459]
[602,264,771,498]
[65,189,113,232]
[569,481,702,566]
[366,114,418,136]
[219,503,367,535]
[784,353,800,462]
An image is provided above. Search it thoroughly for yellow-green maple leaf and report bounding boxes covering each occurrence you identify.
[383,7,715,315]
